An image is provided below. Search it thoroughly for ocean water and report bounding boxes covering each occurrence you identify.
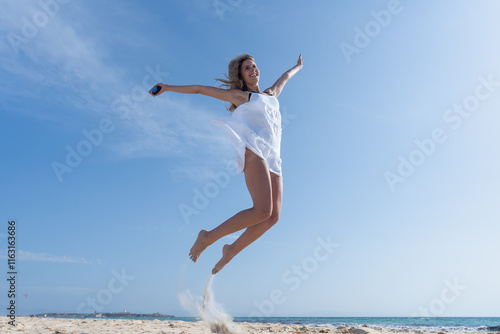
[225,317,500,332]
[113,317,499,332]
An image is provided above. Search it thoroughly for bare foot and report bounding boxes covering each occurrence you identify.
[189,230,210,262]
[212,244,234,275]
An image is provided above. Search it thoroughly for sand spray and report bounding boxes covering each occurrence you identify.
[201,274,240,333]
[177,264,240,333]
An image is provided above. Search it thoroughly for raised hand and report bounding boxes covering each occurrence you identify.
[149,83,168,96]
[296,54,304,69]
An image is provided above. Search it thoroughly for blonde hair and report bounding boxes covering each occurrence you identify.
[215,54,255,112]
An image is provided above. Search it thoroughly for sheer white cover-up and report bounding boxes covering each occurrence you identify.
[210,92,283,178]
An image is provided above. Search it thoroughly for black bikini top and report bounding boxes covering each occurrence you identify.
[248,91,273,101]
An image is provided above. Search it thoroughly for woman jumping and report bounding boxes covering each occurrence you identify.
[150,54,303,274]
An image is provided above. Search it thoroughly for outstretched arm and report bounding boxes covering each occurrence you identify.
[149,84,249,107]
[265,54,304,98]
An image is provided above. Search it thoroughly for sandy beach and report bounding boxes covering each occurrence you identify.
[1,317,493,334]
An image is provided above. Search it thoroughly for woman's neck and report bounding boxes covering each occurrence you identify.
[246,84,259,92]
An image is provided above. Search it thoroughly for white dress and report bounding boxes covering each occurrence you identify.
[210,91,283,177]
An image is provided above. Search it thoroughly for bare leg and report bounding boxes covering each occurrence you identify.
[189,148,274,262]
[212,172,282,274]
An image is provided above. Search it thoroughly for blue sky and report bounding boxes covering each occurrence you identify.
[1,0,499,317]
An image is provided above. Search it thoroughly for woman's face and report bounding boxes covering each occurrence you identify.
[240,59,259,87]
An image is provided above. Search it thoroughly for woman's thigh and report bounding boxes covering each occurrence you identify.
[243,148,273,213]
[270,172,283,220]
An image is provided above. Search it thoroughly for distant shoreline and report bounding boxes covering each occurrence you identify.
[31,312,174,319]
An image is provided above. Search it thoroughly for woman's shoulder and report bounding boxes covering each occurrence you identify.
[263,88,279,97]
[232,89,253,108]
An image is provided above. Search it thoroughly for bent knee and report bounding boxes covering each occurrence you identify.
[252,204,273,221]
[267,211,280,226]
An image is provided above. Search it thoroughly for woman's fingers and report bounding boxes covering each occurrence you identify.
[149,83,163,96]
[297,54,304,66]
